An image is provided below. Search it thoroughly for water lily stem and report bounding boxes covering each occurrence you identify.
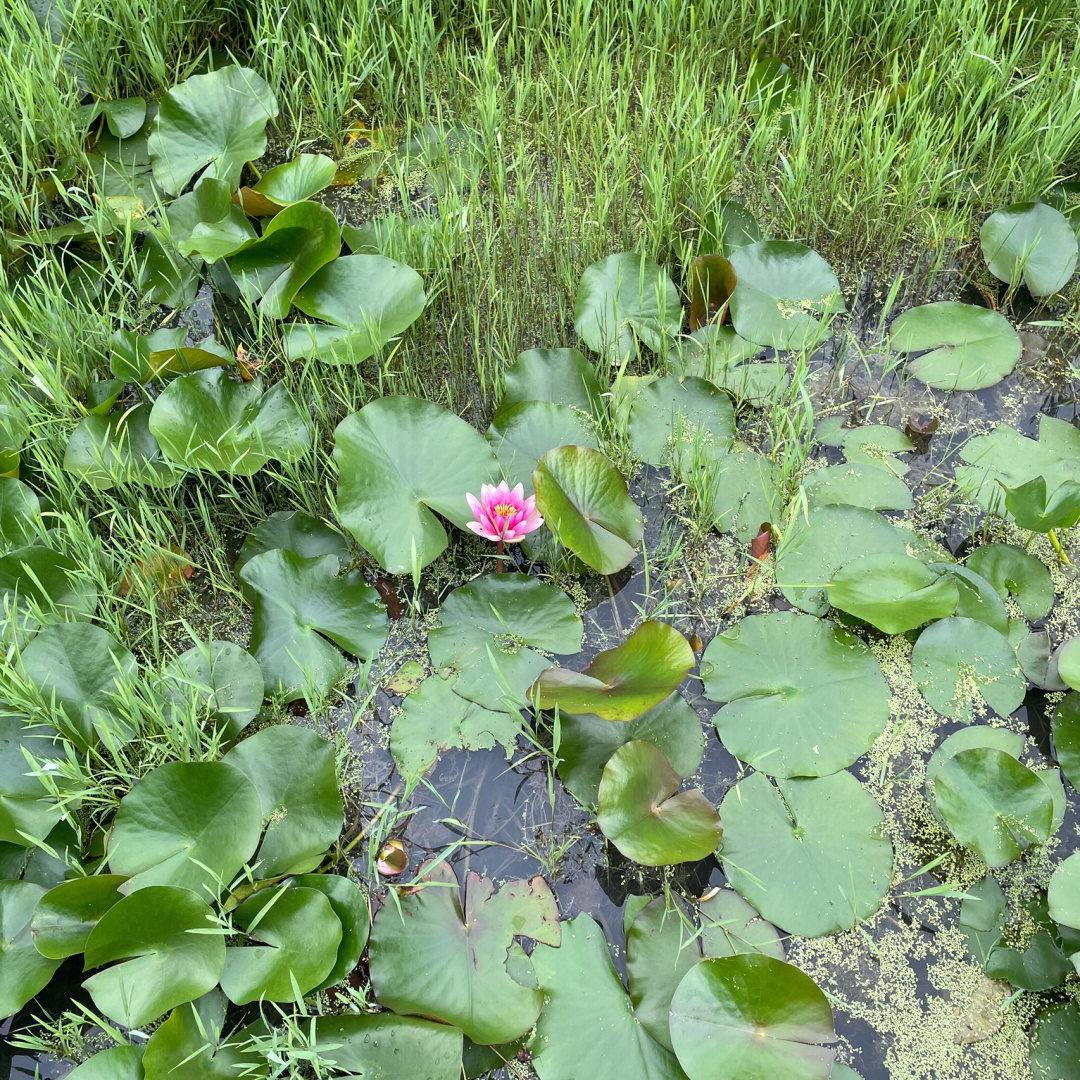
[1049,528,1070,565]
[496,536,504,573]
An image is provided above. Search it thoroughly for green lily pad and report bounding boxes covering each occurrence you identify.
[827,554,958,634]
[597,740,722,865]
[981,202,1078,297]
[928,747,1054,866]
[110,326,232,382]
[334,395,499,574]
[719,770,893,936]
[83,885,225,1027]
[838,425,913,474]
[1003,475,1080,532]
[1030,1002,1080,1080]
[966,543,1053,620]
[368,859,560,1045]
[21,623,138,750]
[696,199,764,257]
[701,611,889,777]
[0,717,73,846]
[625,375,735,467]
[574,252,682,363]
[495,347,603,422]
[289,873,369,990]
[529,912,685,1080]
[29,875,126,959]
[1057,638,1080,692]
[889,302,1022,390]
[776,506,906,616]
[666,324,765,382]
[171,177,259,261]
[0,880,62,1018]
[148,65,277,194]
[313,1013,462,1080]
[727,241,845,350]
[803,462,913,512]
[0,478,43,551]
[137,232,200,308]
[225,725,343,877]
[64,1046,145,1080]
[80,97,147,139]
[557,693,705,806]
[698,889,785,961]
[284,254,427,364]
[64,404,180,490]
[149,369,311,476]
[929,562,1009,634]
[1017,630,1067,690]
[236,510,351,575]
[681,442,782,544]
[0,545,97,644]
[107,760,263,897]
[1048,852,1080,964]
[161,640,264,739]
[241,152,337,212]
[239,550,387,700]
[532,621,694,720]
[486,401,597,493]
[220,885,341,1003]
[669,954,836,1080]
[911,616,1025,721]
[1052,692,1080,791]
[390,675,522,782]
[532,445,643,574]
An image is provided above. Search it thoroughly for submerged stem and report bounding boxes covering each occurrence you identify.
[1049,529,1070,565]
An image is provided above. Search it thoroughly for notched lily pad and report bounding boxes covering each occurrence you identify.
[981,202,1078,297]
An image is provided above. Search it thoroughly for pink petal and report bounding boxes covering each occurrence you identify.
[479,483,496,506]
[511,482,525,507]
[466,492,483,516]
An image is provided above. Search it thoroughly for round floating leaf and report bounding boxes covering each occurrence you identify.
[1030,1002,1080,1080]
[64,404,181,490]
[334,396,499,574]
[0,880,62,1018]
[368,859,560,1045]
[239,152,337,214]
[239,550,387,700]
[529,912,685,1080]
[0,545,97,645]
[776,506,906,616]
[220,886,340,1004]
[171,178,259,261]
[727,241,844,350]
[574,252,682,363]
[981,202,1078,297]
[486,401,597,493]
[930,562,1009,634]
[162,640,264,739]
[80,97,147,139]
[839,425,913,470]
[236,510,350,576]
[680,443,781,544]
[911,616,1025,721]
[827,554,958,634]
[313,1014,462,1080]
[0,477,43,551]
[803,461,912,512]
[149,65,277,193]
[1017,630,1068,691]
[666,324,764,382]
[495,347,603,422]
[696,199,763,257]
[669,954,836,1080]
[889,301,1022,390]
[698,889,785,961]
[64,1046,145,1080]
[0,716,73,846]
[626,375,735,466]
[531,621,694,721]
[701,611,889,777]
[225,725,343,878]
[1003,475,1080,532]
[21,623,138,750]
[289,874,368,990]
[110,325,232,382]
[30,875,126,959]
[966,543,1053,620]
[83,886,225,1027]
[597,740,721,865]
[1052,692,1080,791]
[108,760,263,897]
[1048,853,1080,941]
[1058,638,1080,692]
[928,747,1053,866]
[557,693,705,806]
[719,771,893,937]
[149,370,312,476]
[532,445,643,574]
[285,254,426,364]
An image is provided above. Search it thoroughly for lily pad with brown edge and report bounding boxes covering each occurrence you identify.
[486,401,597,493]
[719,770,893,937]
[334,395,500,574]
[626,375,736,467]
[597,740,722,865]
[1052,692,1080,791]
[493,347,603,423]
[966,542,1053,620]
[688,254,736,331]
[827,553,959,634]
[531,621,695,721]
[698,888,785,961]
[981,202,1078,297]
[313,1013,463,1080]
[669,955,837,1080]
[236,153,337,215]
[368,858,560,1045]
[701,611,889,778]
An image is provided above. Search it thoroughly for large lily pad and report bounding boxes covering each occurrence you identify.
[669,955,836,1080]
[0,545,97,644]
[1048,852,1080,975]
[0,880,62,1018]
[910,616,1025,721]
[149,66,277,194]
[110,326,232,382]
[889,302,1021,390]
[284,254,427,364]
[727,242,844,350]
[83,886,225,1027]
[334,396,499,574]
[225,725,343,877]
[429,573,582,712]
[107,760,263,897]
[239,550,387,700]
[149,369,311,475]
[1030,1002,1080,1080]
[171,178,259,261]
[0,717,72,846]
[574,253,682,363]
[827,553,958,634]
[64,404,180,490]
[161,639,264,739]
[719,771,893,936]
[495,347,603,422]
[1052,692,1080,791]
[597,740,722,865]
[531,621,695,721]
[289,873,369,990]
[486,401,597,493]
[966,543,1053,620]
[981,203,1078,297]
[29,875,125,959]
[625,376,735,466]
[532,445,643,574]
[685,443,782,544]
[368,859,560,1044]
[803,462,913,512]
[313,1013,463,1080]
[698,889,785,961]
[701,611,889,777]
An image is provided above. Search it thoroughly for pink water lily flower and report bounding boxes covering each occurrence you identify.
[466,482,543,570]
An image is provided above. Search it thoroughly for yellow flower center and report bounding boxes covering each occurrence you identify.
[492,502,516,519]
